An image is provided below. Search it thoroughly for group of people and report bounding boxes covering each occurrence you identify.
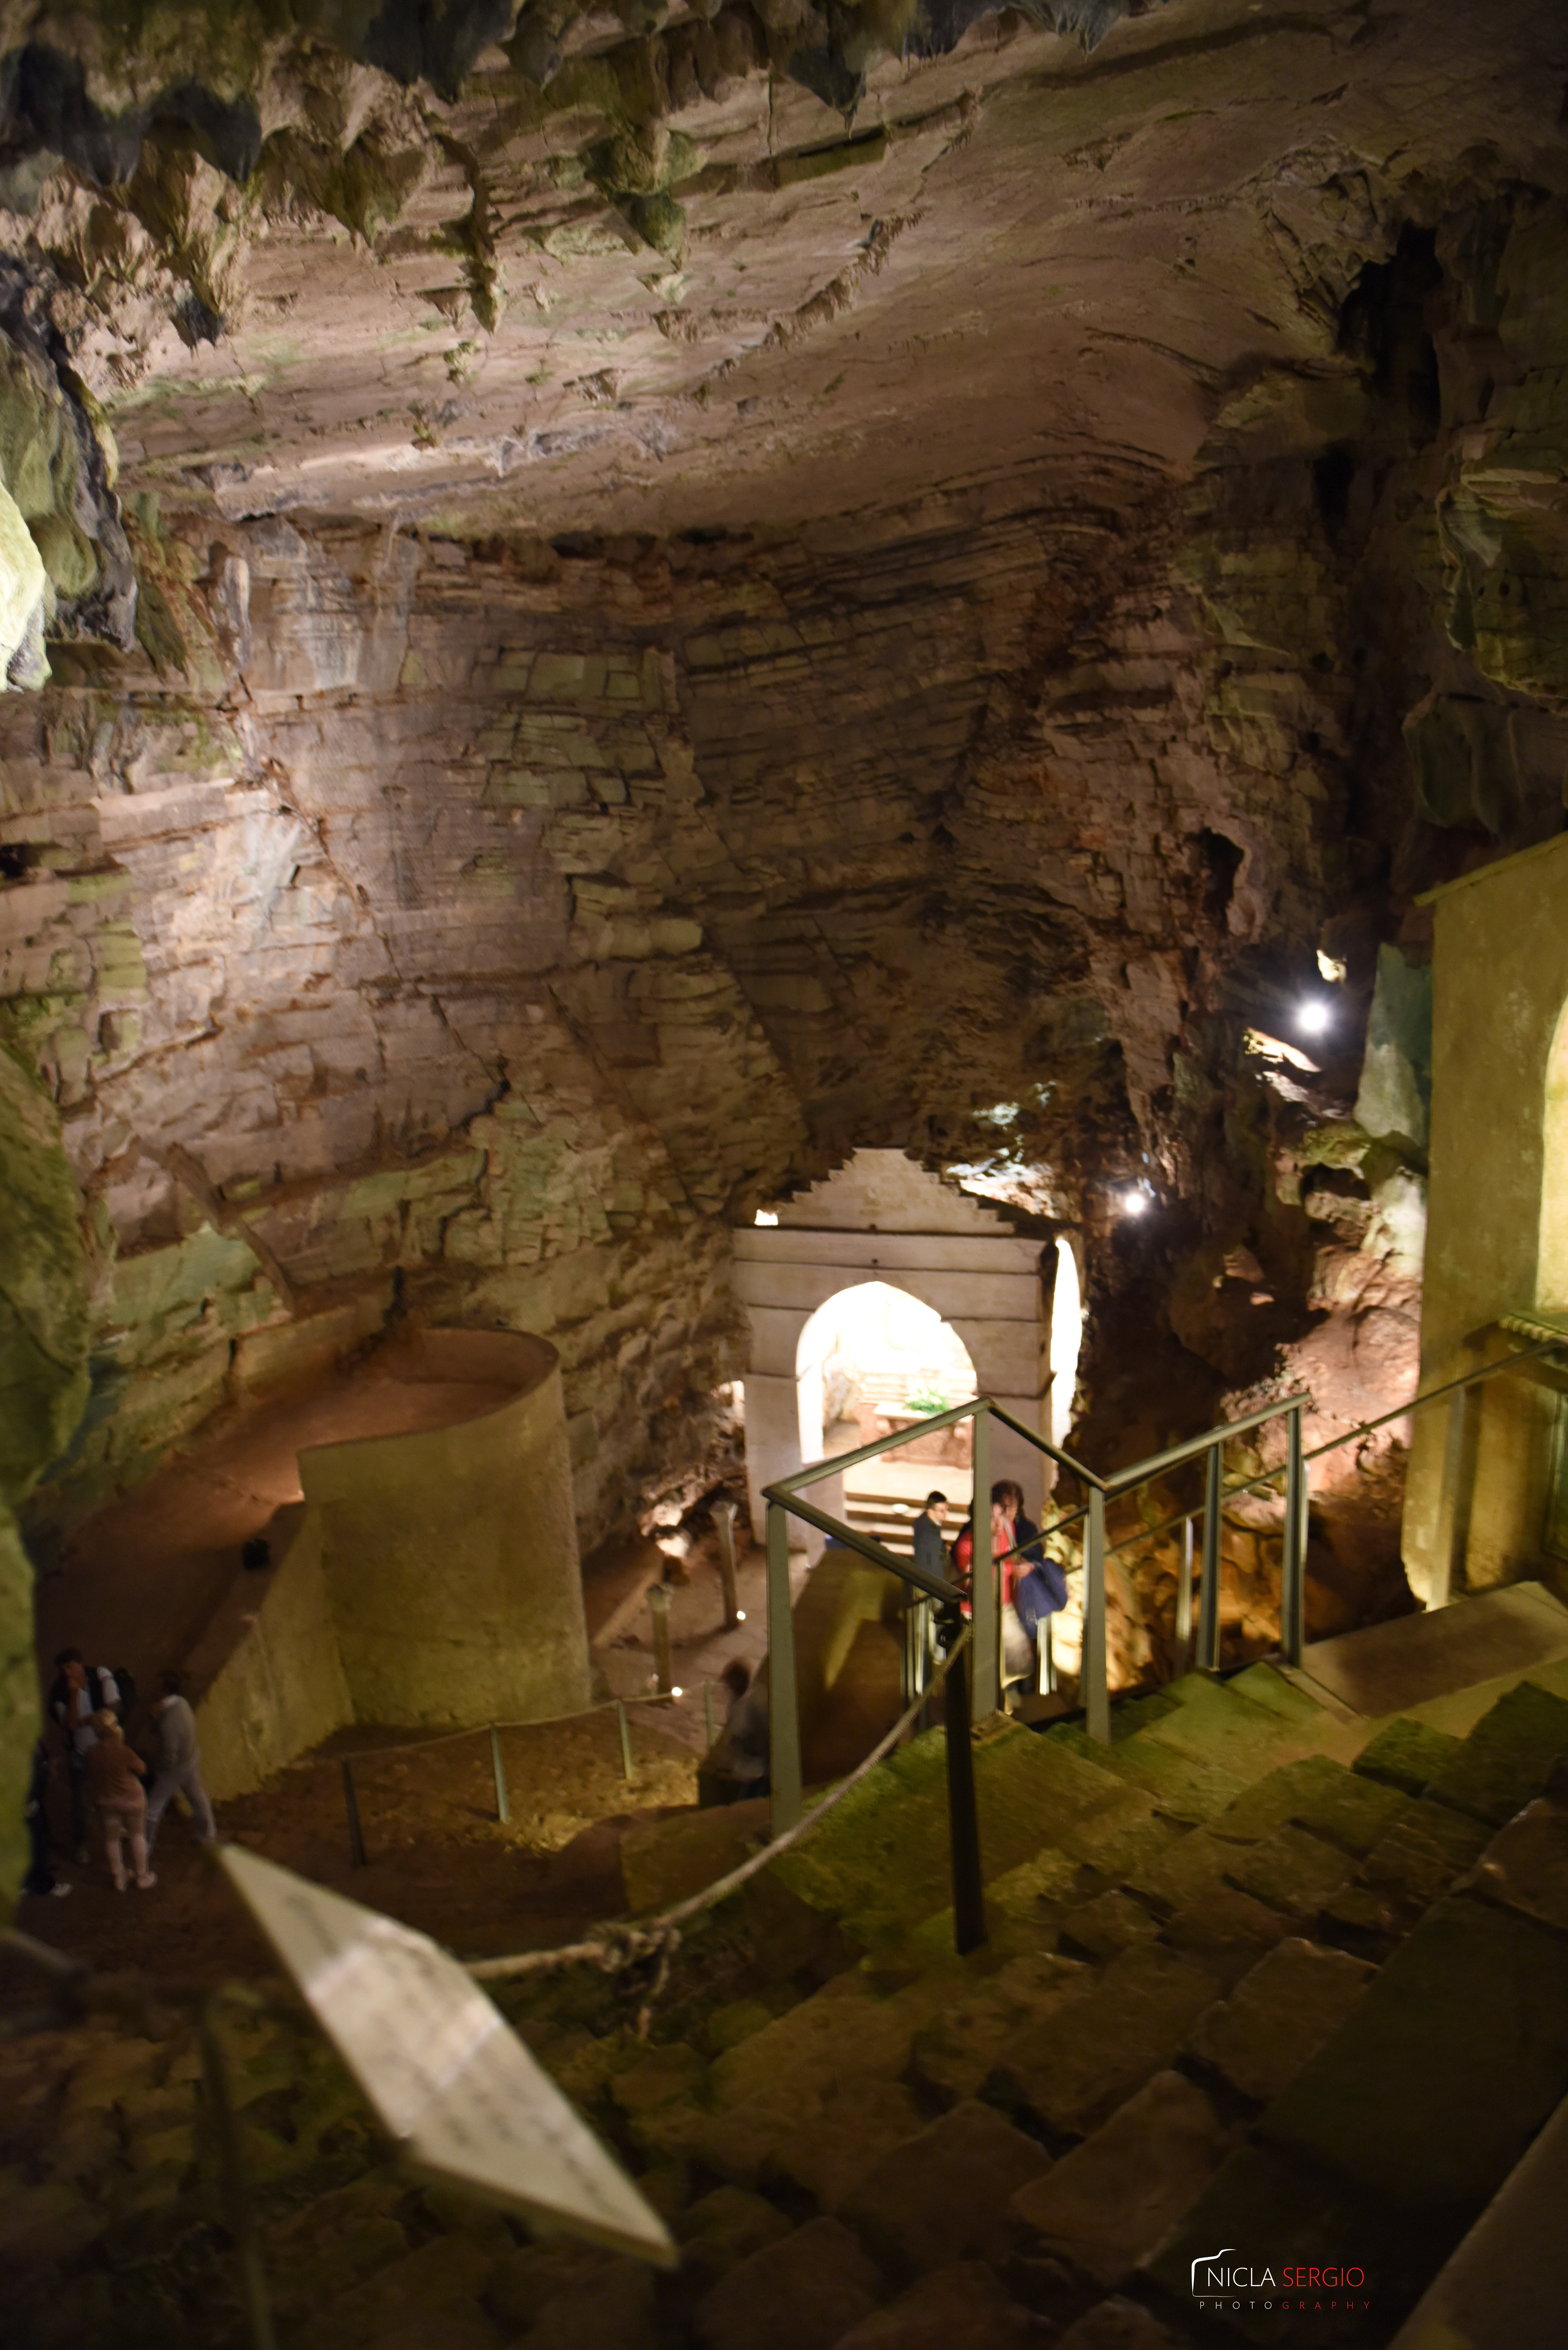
[23,1649,215,1900]
[914,1479,1069,1690]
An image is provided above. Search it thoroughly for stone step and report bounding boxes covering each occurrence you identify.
[578,1669,1568,2345]
[1143,1797,1568,2340]
[1421,1679,1568,1826]
[773,1723,1131,1944]
[1388,2086,1568,2350]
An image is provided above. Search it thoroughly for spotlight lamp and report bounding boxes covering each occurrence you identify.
[1121,1187,1150,1217]
[1295,996,1334,1039]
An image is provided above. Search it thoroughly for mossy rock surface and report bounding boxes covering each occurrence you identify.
[1353,1715,1465,1796]
[1423,1681,1568,1825]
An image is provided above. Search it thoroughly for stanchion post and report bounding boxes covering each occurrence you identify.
[648,1581,675,1697]
[704,1680,716,1751]
[1198,1441,1222,1671]
[616,1699,634,1784]
[715,1501,741,1629]
[1434,1383,1479,1610]
[1175,1515,1194,1675]
[766,1498,803,1836]
[1083,1485,1110,1745]
[938,1607,986,1956]
[340,1759,366,1868]
[1282,1401,1307,1667]
[489,1725,510,1824]
[970,1406,997,1722]
[202,1998,278,2350]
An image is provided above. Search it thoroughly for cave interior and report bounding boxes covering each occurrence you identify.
[2,1,1568,2344]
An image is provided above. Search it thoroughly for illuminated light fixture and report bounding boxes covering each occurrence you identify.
[1121,1188,1150,1217]
[735,1610,746,1621]
[754,1209,778,1226]
[671,1686,683,1698]
[1295,997,1334,1039]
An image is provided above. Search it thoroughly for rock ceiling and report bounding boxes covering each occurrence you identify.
[1,0,1566,1555]
[0,0,1557,535]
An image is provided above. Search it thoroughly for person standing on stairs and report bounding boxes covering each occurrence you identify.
[992,1479,1066,1690]
[85,1711,156,1891]
[144,1669,217,1850]
[21,1736,71,1899]
[717,1657,770,1800]
[912,1491,949,1579]
[49,1649,119,1862]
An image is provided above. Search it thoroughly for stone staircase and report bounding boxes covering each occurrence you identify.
[525,1654,1568,2348]
[9,1645,1568,2349]
[841,1489,922,1561]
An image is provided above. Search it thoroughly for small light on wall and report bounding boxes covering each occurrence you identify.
[754,1209,778,1226]
[735,1610,746,1622]
[671,1686,684,1698]
[1295,997,1334,1039]
[1120,1188,1150,1217]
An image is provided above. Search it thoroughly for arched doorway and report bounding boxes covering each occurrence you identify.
[795,1283,977,1546]
[733,1148,1062,1546]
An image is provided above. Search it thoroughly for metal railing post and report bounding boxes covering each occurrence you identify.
[1198,1441,1222,1670]
[970,1405,997,1721]
[939,1611,986,1955]
[715,1500,741,1628]
[340,1760,366,1868]
[1175,1515,1194,1675]
[1083,1485,1110,1744]
[649,1581,674,1696]
[1282,1401,1307,1666]
[488,1725,510,1824]
[1433,1383,1479,1609]
[766,1499,803,1835]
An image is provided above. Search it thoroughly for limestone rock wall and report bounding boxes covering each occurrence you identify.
[0,172,1565,1655]
[0,1041,89,1899]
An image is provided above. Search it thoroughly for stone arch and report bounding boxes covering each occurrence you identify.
[732,1149,1062,1546]
[794,1279,978,1467]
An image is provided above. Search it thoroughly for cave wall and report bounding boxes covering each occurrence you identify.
[0,1040,89,1899]
[0,153,1565,1676]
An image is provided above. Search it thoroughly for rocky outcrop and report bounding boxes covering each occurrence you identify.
[0,1041,90,1899]
[0,268,134,684]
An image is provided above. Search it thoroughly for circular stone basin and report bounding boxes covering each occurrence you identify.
[34,1327,552,1715]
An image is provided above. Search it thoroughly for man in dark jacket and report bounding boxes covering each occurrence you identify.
[911,1491,949,1580]
[22,1737,71,1898]
[49,1649,119,1860]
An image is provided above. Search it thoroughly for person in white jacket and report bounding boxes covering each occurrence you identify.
[143,1670,216,1849]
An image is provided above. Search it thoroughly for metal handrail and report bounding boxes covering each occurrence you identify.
[762,1396,1109,1846]
[759,1321,1568,1848]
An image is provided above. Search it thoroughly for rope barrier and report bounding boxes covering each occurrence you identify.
[466,1624,973,1988]
[1,1629,974,2036]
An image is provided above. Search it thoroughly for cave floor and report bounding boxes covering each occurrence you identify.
[11,1697,701,1999]
[13,1536,779,2000]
